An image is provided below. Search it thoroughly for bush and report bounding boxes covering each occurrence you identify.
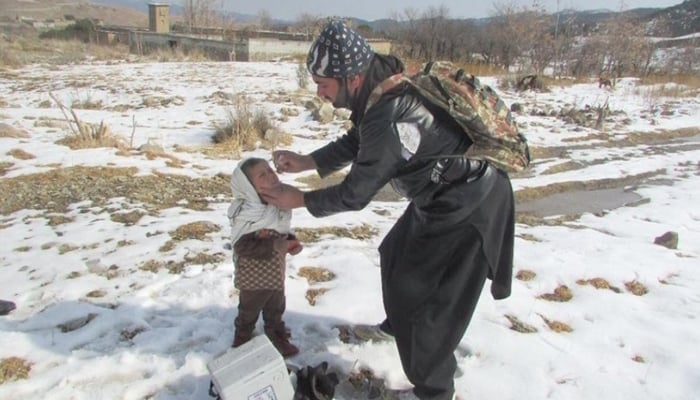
[211,96,290,156]
[297,61,309,90]
[39,19,96,42]
[56,120,126,150]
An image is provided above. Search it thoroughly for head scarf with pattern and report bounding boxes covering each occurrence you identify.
[307,19,374,78]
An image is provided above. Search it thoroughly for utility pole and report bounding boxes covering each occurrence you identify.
[554,0,561,79]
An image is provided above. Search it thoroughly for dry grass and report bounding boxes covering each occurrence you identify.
[55,120,126,150]
[159,240,176,253]
[538,75,580,88]
[169,221,221,241]
[6,148,35,160]
[143,149,183,163]
[634,83,699,99]
[147,47,210,63]
[0,123,29,138]
[538,285,573,302]
[139,251,225,274]
[46,214,74,226]
[0,166,230,215]
[576,277,622,293]
[211,95,288,156]
[540,160,585,175]
[295,171,347,190]
[514,170,664,203]
[70,93,104,110]
[504,314,538,333]
[297,266,336,284]
[296,61,309,90]
[0,161,13,176]
[515,269,537,281]
[539,314,573,333]
[0,357,32,383]
[0,34,130,67]
[294,224,378,243]
[110,210,146,225]
[85,289,107,298]
[632,355,646,363]
[625,280,649,296]
[637,74,700,90]
[515,233,542,242]
[305,288,330,306]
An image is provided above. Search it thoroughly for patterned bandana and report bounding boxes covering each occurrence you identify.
[307,19,374,78]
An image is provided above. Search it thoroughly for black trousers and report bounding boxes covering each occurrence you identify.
[380,213,490,400]
[235,289,286,336]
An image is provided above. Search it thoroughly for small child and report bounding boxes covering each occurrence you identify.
[227,157,302,358]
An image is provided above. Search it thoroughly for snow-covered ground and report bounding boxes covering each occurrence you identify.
[0,60,698,399]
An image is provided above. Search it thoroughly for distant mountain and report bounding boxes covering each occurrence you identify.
[551,1,699,37]
[8,0,696,38]
[360,1,698,38]
[648,0,700,36]
[91,0,184,16]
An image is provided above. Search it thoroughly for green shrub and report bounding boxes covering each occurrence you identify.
[39,19,96,42]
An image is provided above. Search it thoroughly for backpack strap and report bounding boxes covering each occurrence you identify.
[365,73,405,113]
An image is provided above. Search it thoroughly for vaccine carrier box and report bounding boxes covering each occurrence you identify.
[207,334,295,400]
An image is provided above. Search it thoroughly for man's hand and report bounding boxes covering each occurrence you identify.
[260,183,305,209]
[273,150,317,173]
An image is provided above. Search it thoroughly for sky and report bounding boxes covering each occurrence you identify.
[210,0,687,21]
[1,55,699,399]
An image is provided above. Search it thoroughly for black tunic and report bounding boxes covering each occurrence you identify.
[303,54,515,400]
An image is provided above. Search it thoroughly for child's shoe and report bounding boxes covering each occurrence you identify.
[265,327,299,357]
[232,331,252,348]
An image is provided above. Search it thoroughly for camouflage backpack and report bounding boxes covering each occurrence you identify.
[366,61,530,174]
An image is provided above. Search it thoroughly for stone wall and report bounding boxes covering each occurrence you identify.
[127,31,392,62]
[129,32,236,61]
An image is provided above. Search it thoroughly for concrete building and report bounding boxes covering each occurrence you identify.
[124,4,392,61]
[148,3,170,33]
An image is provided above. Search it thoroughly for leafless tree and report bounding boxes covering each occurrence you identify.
[256,10,273,30]
[182,0,223,32]
[388,6,467,62]
[598,13,653,80]
[487,1,529,71]
[290,13,324,39]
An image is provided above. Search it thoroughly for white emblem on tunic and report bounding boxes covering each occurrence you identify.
[396,122,421,160]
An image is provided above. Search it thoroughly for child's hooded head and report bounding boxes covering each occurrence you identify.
[231,158,281,203]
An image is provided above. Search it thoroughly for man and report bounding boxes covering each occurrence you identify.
[261,19,515,400]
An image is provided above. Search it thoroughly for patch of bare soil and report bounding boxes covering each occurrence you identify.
[0,166,231,215]
[514,170,665,203]
[527,127,700,165]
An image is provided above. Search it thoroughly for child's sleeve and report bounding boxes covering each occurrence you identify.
[286,233,303,254]
[234,231,276,259]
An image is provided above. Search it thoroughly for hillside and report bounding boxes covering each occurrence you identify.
[650,0,700,36]
[1,0,698,38]
[0,0,148,28]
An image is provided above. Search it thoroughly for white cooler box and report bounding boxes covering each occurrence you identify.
[207,334,295,400]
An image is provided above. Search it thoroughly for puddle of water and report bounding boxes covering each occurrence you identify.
[516,187,644,217]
